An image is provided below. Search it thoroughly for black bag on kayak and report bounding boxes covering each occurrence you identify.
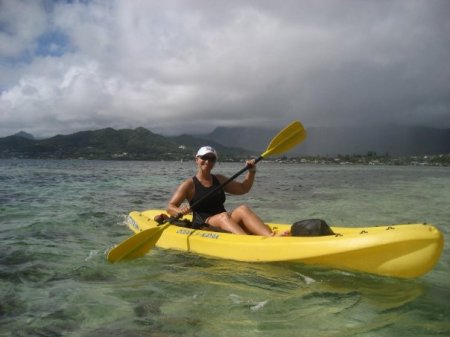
[291,219,334,236]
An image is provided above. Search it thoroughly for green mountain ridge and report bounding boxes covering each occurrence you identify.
[0,127,253,160]
[2,124,449,161]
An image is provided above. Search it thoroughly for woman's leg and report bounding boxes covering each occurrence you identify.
[230,205,273,236]
[206,207,289,236]
[206,212,247,234]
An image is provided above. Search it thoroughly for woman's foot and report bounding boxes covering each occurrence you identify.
[271,230,291,237]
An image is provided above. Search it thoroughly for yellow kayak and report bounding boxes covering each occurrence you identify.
[126,209,444,278]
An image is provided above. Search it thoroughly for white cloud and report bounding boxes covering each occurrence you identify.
[1,0,449,137]
[0,0,48,58]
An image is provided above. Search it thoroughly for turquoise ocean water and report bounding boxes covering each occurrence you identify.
[0,159,449,336]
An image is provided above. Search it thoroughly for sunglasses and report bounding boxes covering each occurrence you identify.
[198,155,217,162]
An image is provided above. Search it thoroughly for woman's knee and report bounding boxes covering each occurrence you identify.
[234,204,252,215]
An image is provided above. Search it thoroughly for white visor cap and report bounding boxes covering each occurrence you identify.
[196,146,218,159]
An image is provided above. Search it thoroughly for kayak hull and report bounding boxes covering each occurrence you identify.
[126,210,444,278]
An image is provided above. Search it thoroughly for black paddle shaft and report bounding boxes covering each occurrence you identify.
[165,155,264,224]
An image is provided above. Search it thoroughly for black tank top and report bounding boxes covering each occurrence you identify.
[189,175,226,224]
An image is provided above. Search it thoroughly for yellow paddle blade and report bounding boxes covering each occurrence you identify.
[261,120,306,158]
[107,225,169,263]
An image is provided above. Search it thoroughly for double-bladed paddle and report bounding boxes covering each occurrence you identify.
[107,120,307,263]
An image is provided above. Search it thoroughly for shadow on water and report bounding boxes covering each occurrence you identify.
[1,236,447,337]
[71,249,439,337]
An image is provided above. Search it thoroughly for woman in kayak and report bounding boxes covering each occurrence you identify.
[167,146,285,236]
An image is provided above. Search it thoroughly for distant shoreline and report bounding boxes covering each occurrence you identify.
[2,154,448,167]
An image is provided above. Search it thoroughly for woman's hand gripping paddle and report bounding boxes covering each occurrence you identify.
[107,120,307,263]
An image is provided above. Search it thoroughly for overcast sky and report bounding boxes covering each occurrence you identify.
[1,0,449,137]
